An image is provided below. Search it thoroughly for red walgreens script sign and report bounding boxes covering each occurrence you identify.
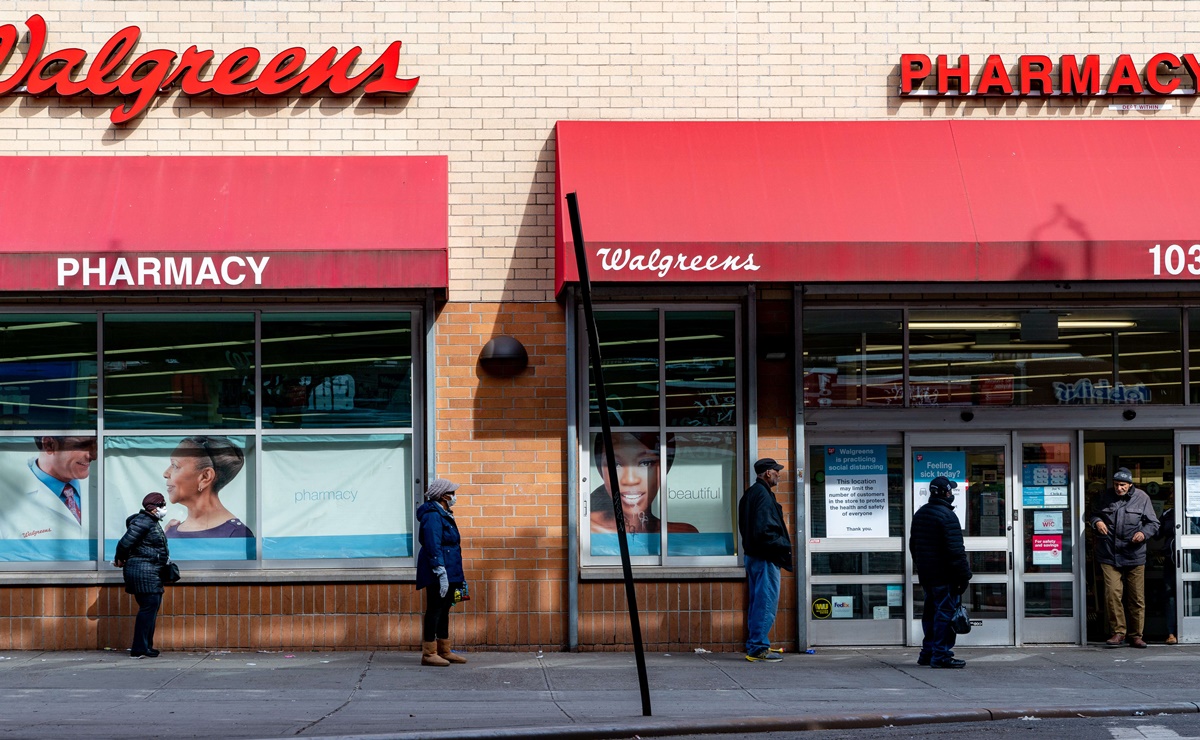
[0,15,419,123]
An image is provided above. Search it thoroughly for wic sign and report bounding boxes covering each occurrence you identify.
[0,15,419,123]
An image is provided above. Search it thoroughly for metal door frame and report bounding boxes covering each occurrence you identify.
[906,432,1014,647]
[1013,431,1082,645]
[1173,431,1199,643]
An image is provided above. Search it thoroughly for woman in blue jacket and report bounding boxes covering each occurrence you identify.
[416,478,467,666]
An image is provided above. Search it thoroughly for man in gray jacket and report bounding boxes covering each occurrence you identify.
[1087,467,1159,649]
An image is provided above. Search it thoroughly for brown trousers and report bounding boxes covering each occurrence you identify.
[1101,563,1145,638]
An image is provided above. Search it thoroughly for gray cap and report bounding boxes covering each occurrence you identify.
[1112,467,1134,484]
[425,478,460,500]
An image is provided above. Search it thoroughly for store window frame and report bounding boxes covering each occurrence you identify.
[577,303,744,571]
[0,305,424,577]
[802,305,1188,409]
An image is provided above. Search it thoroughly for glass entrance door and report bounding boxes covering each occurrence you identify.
[1015,435,1079,644]
[908,434,1013,646]
[1173,433,1200,643]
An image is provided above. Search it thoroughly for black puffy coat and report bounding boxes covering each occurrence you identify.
[738,479,793,571]
[909,497,971,588]
[116,511,170,595]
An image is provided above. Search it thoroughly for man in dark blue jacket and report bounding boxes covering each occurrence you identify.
[910,476,972,669]
[738,458,793,662]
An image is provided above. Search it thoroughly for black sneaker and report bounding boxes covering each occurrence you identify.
[930,657,966,669]
[746,649,783,662]
[145,650,160,657]
[917,654,931,666]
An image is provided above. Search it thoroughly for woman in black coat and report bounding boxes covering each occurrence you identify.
[114,492,171,658]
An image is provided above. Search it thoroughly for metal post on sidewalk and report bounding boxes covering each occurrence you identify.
[566,191,652,717]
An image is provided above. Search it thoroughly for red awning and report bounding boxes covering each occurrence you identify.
[555,120,1198,293]
[0,156,447,291]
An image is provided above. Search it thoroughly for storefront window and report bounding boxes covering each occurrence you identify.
[0,309,420,572]
[803,310,903,407]
[261,313,412,428]
[813,584,904,620]
[262,434,413,559]
[908,309,1181,406]
[104,435,255,562]
[583,306,740,566]
[0,315,97,428]
[589,311,659,427]
[665,311,737,426]
[103,313,254,428]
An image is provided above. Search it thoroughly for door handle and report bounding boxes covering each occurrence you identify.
[1009,551,1014,571]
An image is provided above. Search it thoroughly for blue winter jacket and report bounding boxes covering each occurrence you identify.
[415,501,465,590]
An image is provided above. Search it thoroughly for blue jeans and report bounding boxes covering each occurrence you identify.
[745,554,781,654]
[918,584,958,663]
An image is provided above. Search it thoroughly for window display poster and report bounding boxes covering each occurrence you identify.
[0,436,97,561]
[588,431,737,558]
[1022,464,1069,507]
[887,584,902,607]
[1032,535,1063,565]
[1187,466,1200,518]
[261,435,412,559]
[912,451,967,530]
[1023,463,1068,487]
[1023,486,1069,508]
[1033,510,1063,534]
[104,436,254,561]
[824,446,889,537]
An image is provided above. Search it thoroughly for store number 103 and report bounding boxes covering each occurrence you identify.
[1149,244,1200,276]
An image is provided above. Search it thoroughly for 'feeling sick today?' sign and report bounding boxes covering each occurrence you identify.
[913,451,967,530]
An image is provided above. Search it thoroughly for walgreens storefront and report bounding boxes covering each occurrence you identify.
[557,119,1200,648]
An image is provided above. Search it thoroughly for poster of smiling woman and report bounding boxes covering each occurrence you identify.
[104,436,254,561]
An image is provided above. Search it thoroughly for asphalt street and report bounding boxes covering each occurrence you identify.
[1,645,1198,739]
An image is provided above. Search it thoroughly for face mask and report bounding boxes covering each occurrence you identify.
[444,495,457,508]
[153,506,167,520]
[944,494,955,506]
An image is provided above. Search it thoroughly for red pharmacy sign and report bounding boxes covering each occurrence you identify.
[0,15,419,123]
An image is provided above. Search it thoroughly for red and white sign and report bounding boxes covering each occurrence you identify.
[1032,535,1063,566]
[0,15,419,123]
[0,156,448,291]
[899,53,1200,97]
[555,120,1200,293]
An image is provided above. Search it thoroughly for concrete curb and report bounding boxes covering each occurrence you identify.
[294,703,1200,740]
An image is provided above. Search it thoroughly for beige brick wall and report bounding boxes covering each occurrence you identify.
[1,1,1196,302]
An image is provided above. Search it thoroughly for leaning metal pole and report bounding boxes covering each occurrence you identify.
[566,191,652,717]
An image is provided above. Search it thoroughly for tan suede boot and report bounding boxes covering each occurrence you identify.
[437,638,468,664]
[421,640,449,666]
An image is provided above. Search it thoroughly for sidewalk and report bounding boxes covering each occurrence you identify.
[1,645,1199,739]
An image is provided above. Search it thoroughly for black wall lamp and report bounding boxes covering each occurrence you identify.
[1122,409,1137,421]
[479,336,529,377]
[960,411,974,423]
